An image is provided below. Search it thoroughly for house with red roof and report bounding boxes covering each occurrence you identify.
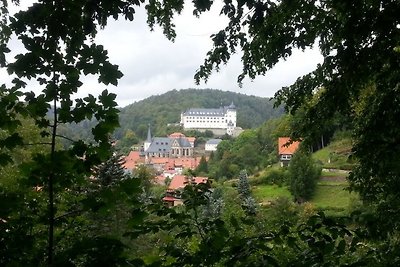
[162,175,209,206]
[122,151,144,171]
[278,137,301,167]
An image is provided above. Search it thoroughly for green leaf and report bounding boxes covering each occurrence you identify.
[0,152,13,166]
[0,133,24,149]
[128,209,148,226]
[119,178,141,195]
[229,215,240,230]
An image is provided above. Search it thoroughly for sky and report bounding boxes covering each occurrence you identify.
[1,1,323,107]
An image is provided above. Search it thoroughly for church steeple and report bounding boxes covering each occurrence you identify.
[146,124,152,142]
[144,124,152,152]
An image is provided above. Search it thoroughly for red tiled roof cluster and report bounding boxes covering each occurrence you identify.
[148,157,170,165]
[122,152,203,173]
[122,151,144,170]
[173,157,201,169]
[146,157,202,170]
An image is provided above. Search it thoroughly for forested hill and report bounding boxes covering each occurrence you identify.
[115,88,284,139]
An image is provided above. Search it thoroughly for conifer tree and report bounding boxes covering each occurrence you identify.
[196,155,208,174]
[237,170,257,215]
[93,154,127,187]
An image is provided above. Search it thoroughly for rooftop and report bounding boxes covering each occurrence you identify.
[278,137,301,155]
[168,175,208,190]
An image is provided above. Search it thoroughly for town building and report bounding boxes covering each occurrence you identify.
[205,138,223,151]
[180,102,237,135]
[278,137,301,167]
[143,127,194,159]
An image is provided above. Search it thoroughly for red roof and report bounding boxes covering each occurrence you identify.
[122,151,143,170]
[193,176,208,184]
[169,132,186,138]
[149,157,170,164]
[168,175,208,190]
[164,159,175,170]
[168,175,187,190]
[278,137,300,155]
[145,156,201,170]
[162,196,178,202]
[187,137,196,144]
[174,157,201,169]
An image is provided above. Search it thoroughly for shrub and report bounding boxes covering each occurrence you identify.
[250,169,289,186]
[289,149,321,203]
[267,169,289,186]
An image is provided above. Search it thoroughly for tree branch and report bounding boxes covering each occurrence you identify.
[55,134,75,143]
[54,208,83,221]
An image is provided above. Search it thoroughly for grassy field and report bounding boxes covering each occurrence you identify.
[252,184,291,201]
[312,181,357,216]
[312,137,354,170]
[251,178,357,216]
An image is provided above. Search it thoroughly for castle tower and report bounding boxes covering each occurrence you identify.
[226,102,237,129]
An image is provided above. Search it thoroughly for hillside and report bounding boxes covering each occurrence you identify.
[312,136,354,170]
[115,88,284,139]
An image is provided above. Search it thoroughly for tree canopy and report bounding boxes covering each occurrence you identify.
[1,0,400,265]
[191,0,400,231]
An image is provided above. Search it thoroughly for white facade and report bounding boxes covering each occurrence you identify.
[205,139,223,151]
[180,103,237,135]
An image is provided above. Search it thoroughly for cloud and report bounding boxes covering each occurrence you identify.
[91,3,323,106]
[1,2,323,107]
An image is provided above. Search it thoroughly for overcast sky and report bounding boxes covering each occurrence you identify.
[1,1,323,107]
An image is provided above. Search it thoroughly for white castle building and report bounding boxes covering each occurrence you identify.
[180,102,237,135]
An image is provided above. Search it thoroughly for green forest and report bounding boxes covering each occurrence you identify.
[1,1,400,266]
[116,88,283,139]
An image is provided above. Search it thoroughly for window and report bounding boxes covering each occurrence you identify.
[281,155,292,160]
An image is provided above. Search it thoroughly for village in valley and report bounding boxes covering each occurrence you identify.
[3,2,398,265]
[121,102,239,206]
[121,102,300,206]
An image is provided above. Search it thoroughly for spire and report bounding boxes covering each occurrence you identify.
[228,101,236,109]
[146,124,152,142]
